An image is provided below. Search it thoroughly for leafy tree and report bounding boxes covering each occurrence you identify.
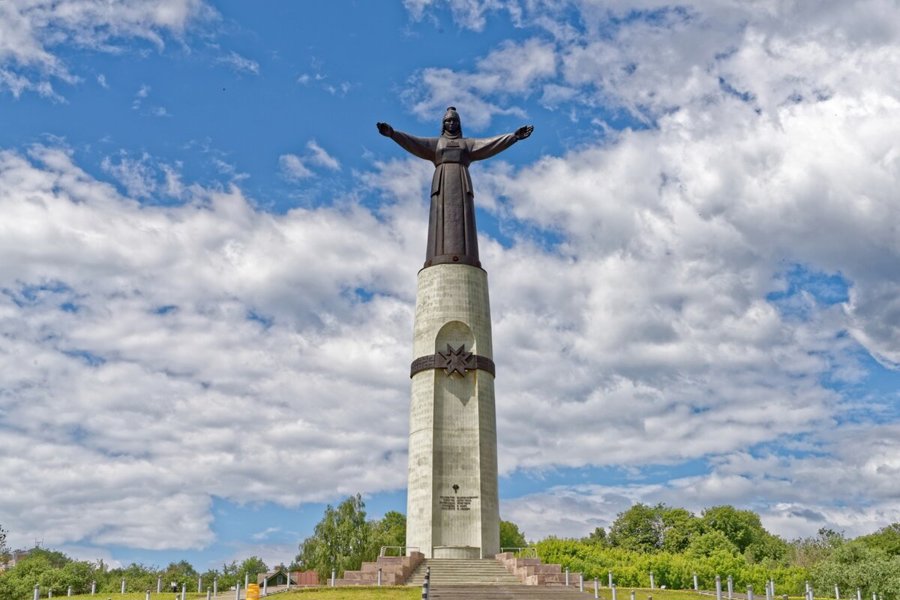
[745,531,790,563]
[659,507,702,554]
[811,540,900,600]
[789,527,845,568]
[369,511,406,557]
[103,562,157,593]
[608,503,664,552]
[297,494,370,580]
[701,505,766,553]
[582,527,609,546]
[499,520,527,549]
[0,525,9,567]
[162,560,198,589]
[686,529,739,558]
[857,523,900,556]
[236,557,268,585]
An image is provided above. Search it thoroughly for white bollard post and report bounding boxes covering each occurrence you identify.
[771,580,776,598]
[285,571,290,591]
[181,584,186,600]
[565,567,569,586]
[158,577,162,594]
[716,575,722,600]
[207,589,211,600]
[765,580,771,600]
[213,578,218,597]
[262,578,266,597]
[856,589,861,600]
[377,567,382,587]
[244,575,248,591]
[49,591,53,598]
[694,573,699,591]
[122,579,126,594]
[835,586,840,600]
[580,574,584,592]
[650,572,655,589]
[630,591,635,600]
[145,590,150,600]
[92,581,97,596]
[198,576,202,594]
[608,572,613,588]
[35,585,40,600]
[748,586,754,600]
[727,576,734,600]
[594,578,599,599]
[611,583,617,600]
[330,569,335,587]
[234,583,240,600]
[68,587,72,597]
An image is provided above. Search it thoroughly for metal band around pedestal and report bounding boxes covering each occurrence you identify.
[410,344,495,378]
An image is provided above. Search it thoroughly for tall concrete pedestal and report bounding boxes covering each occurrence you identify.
[406,263,500,559]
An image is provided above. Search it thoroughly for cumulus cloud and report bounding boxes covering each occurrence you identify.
[505,424,900,541]
[405,38,554,129]
[0,145,419,549]
[2,0,900,555]
[392,0,900,541]
[279,141,341,181]
[0,0,214,97]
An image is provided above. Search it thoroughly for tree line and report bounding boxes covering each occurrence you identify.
[4,501,899,599]
[0,547,270,600]
[539,503,900,600]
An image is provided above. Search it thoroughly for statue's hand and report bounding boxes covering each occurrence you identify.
[515,125,534,140]
[377,122,394,137]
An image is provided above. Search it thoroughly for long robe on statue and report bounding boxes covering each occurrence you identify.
[385,129,519,268]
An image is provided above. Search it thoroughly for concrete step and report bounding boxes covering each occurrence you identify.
[407,559,521,586]
[428,584,591,599]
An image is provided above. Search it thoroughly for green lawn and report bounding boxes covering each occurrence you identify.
[64,590,419,600]
[60,589,815,600]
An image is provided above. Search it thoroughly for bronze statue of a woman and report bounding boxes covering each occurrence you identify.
[377,107,533,268]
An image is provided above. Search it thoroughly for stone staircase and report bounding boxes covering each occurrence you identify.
[427,584,593,599]
[407,559,522,586]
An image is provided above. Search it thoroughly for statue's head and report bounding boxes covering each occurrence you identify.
[442,106,462,137]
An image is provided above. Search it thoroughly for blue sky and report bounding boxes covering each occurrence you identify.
[2,0,900,572]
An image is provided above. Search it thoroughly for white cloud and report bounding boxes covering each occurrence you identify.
[218,50,260,75]
[405,38,554,129]
[101,152,158,198]
[403,0,521,31]
[278,153,312,180]
[2,0,900,556]
[0,0,214,96]
[0,144,421,550]
[306,141,340,171]
[279,142,341,181]
[506,424,900,541]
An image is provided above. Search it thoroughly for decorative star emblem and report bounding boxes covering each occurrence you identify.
[437,344,476,377]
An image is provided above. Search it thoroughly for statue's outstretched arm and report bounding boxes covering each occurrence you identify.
[376,122,437,161]
[469,125,533,162]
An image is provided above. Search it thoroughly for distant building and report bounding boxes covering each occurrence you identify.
[257,568,318,587]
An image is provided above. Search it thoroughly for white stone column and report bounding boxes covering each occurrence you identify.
[407,264,499,559]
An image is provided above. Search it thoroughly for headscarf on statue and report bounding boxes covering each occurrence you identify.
[441,106,463,139]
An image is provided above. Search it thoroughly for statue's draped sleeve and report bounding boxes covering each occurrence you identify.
[467,133,518,162]
[388,130,439,162]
